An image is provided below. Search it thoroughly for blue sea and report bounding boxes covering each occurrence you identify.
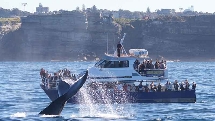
[0,61,215,121]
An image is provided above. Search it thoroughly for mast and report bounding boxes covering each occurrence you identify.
[106,33,109,54]
[120,33,128,56]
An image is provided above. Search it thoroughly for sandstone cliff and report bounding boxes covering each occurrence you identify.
[0,13,215,61]
[0,11,120,61]
[121,15,215,61]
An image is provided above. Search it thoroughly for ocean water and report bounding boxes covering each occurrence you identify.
[0,61,215,121]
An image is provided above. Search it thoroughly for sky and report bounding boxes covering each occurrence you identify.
[1,0,214,13]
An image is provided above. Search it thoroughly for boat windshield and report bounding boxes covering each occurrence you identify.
[95,59,104,67]
[97,60,129,68]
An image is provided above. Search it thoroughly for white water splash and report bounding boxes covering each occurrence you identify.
[10,112,26,118]
[39,114,60,118]
[97,113,125,119]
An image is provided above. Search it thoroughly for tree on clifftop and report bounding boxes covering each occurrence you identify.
[147,7,151,13]
[92,5,97,12]
[76,6,80,11]
[82,4,85,11]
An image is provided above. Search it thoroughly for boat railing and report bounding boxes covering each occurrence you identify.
[41,75,77,90]
[87,85,195,94]
[138,69,166,77]
[41,77,60,90]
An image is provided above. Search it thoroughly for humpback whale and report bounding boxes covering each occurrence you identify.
[39,70,88,115]
[58,79,71,97]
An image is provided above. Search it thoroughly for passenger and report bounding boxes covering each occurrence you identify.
[146,60,151,69]
[72,74,77,80]
[134,59,140,71]
[68,70,71,77]
[63,68,68,77]
[154,60,159,69]
[159,62,165,69]
[117,42,122,57]
[149,59,154,69]
[138,82,143,92]
[135,85,139,92]
[185,80,190,91]
[164,60,167,67]
[173,80,179,91]
[138,61,145,73]
[130,84,136,92]
[165,81,169,91]
[123,83,128,92]
[150,82,156,92]
[167,82,173,91]
[116,83,123,91]
[144,84,149,92]
[127,84,131,92]
[153,84,157,92]
[180,82,185,91]
[40,68,46,78]
[192,82,196,90]
[157,83,162,92]
[54,73,58,80]
[45,71,49,78]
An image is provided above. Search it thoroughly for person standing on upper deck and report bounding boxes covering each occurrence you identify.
[117,42,122,57]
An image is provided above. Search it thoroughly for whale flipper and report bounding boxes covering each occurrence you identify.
[39,70,88,115]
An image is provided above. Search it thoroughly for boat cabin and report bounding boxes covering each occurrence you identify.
[88,53,168,82]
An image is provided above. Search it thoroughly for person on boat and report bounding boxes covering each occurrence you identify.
[180,82,185,91]
[154,60,160,69]
[173,80,179,91]
[192,82,196,90]
[130,84,136,92]
[149,59,154,69]
[157,83,162,92]
[116,82,123,91]
[127,84,131,92]
[54,72,58,80]
[146,60,151,69]
[123,83,128,92]
[138,82,143,92]
[134,59,140,71]
[168,82,172,91]
[117,42,122,57]
[138,60,146,73]
[144,84,149,92]
[45,71,49,78]
[71,74,77,80]
[40,68,46,79]
[165,81,169,91]
[159,60,165,69]
[150,82,156,92]
[185,79,190,91]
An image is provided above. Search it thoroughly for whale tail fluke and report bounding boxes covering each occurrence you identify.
[39,70,88,115]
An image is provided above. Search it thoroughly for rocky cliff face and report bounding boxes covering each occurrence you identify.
[0,11,120,61]
[121,15,215,61]
[0,13,215,61]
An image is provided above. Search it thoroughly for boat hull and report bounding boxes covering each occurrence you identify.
[40,84,196,103]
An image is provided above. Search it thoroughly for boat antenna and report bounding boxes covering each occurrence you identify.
[120,33,126,44]
[120,33,128,56]
[106,33,109,54]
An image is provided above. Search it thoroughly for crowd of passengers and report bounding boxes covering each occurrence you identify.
[133,59,166,72]
[40,68,77,85]
[88,79,196,93]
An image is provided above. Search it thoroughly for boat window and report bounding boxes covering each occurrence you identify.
[119,60,129,67]
[99,60,129,68]
[98,60,108,68]
[95,59,104,67]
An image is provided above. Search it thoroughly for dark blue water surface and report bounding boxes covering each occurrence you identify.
[0,61,215,121]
